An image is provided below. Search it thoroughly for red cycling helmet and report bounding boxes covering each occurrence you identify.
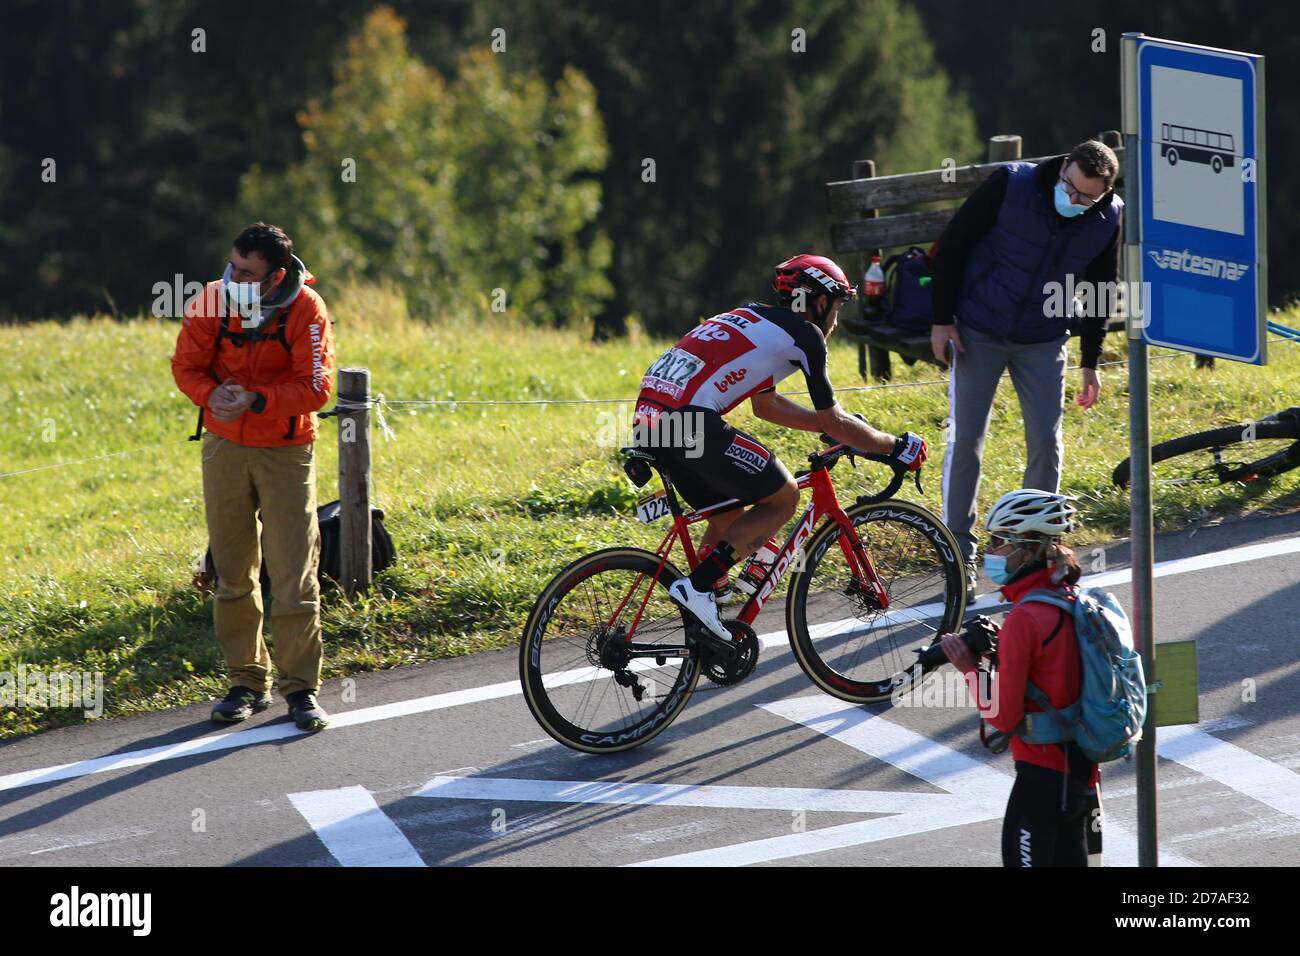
[772,254,857,303]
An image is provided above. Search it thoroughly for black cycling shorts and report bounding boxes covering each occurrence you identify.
[1001,760,1101,867]
[632,404,792,511]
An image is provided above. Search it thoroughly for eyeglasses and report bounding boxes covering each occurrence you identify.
[228,261,273,283]
[1059,172,1104,207]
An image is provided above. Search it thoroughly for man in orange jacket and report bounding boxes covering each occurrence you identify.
[172,222,336,731]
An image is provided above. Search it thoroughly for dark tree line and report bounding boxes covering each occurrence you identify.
[0,0,1294,331]
[914,0,1300,311]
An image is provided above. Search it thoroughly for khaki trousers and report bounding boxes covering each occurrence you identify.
[201,433,322,696]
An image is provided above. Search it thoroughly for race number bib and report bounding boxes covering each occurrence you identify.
[636,491,671,523]
[641,348,705,400]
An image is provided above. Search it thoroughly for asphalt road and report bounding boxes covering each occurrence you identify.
[2,510,1299,867]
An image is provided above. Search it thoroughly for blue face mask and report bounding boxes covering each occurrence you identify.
[1053,181,1089,218]
[984,552,1015,585]
[222,262,274,328]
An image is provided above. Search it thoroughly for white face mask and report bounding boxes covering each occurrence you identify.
[221,263,270,328]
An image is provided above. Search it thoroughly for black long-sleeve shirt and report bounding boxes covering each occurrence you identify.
[930,156,1120,370]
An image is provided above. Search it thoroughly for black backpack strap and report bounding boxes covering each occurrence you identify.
[215,309,291,351]
[1041,607,1067,647]
[216,320,245,348]
[271,310,291,352]
[197,312,294,441]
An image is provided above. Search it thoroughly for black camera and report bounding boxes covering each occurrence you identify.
[914,614,1000,673]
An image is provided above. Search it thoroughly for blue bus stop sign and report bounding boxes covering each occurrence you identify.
[1135,37,1267,364]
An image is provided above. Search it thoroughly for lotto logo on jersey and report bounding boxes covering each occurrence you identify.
[724,435,770,474]
[688,322,731,342]
[713,368,747,393]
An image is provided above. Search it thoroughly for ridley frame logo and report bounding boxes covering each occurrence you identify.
[756,508,819,604]
[1146,248,1250,281]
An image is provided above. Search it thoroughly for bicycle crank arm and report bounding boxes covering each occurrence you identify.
[625,643,693,662]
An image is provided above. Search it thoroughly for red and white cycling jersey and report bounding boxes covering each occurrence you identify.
[636,304,836,415]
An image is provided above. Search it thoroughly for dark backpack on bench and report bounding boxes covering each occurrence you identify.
[882,245,936,333]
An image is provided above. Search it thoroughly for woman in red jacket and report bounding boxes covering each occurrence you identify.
[940,489,1103,867]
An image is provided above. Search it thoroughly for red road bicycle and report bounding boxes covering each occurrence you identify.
[520,438,966,754]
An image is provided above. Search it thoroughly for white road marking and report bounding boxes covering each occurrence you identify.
[1,533,1295,795]
[771,532,1300,633]
[415,774,960,814]
[287,786,426,867]
[635,697,1200,867]
[632,802,999,867]
[1158,725,1300,821]
[632,698,1008,866]
[592,820,717,850]
[1089,534,1300,589]
[0,824,154,861]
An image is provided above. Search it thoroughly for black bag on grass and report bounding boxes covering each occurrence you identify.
[194,500,395,597]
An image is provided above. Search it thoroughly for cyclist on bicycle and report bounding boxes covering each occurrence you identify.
[939,489,1104,867]
[632,253,929,643]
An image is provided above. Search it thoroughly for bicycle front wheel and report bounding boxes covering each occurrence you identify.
[786,499,966,704]
[1112,419,1300,488]
[520,547,701,754]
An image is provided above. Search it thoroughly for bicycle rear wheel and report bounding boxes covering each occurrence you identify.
[786,499,965,704]
[520,547,701,754]
[1112,419,1300,488]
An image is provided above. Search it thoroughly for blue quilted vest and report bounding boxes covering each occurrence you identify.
[957,161,1122,343]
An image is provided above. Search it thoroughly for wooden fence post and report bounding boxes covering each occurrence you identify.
[852,158,892,382]
[988,134,1022,162]
[338,367,373,596]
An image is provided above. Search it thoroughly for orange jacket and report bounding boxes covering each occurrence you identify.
[172,274,335,447]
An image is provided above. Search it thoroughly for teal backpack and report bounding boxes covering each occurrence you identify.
[1014,586,1148,764]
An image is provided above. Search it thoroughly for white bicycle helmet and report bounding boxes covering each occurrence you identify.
[985,489,1079,540]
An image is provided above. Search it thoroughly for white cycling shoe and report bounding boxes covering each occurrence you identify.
[668,578,734,642]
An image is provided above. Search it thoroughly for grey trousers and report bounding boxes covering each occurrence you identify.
[941,324,1069,565]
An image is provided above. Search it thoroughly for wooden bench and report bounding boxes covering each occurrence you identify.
[826,131,1128,381]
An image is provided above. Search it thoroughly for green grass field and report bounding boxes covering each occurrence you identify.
[3,283,1300,738]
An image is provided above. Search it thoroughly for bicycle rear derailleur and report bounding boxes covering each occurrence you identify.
[700,620,760,687]
[588,624,653,701]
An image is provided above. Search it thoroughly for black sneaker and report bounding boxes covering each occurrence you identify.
[965,564,979,605]
[286,690,330,732]
[211,686,272,724]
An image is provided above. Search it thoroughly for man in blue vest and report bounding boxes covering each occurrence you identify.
[930,140,1123,602]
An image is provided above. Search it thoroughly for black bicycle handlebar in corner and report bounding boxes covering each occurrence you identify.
[808,440,920,503]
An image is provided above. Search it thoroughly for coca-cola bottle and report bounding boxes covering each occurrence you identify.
[861,255,885,322]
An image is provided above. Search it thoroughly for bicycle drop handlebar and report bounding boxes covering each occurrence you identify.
[810,436,923,502]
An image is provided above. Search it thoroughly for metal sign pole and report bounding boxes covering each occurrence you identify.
[1122,31,1159,868]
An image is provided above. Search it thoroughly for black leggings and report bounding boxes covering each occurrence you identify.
[1001,762,1102,867]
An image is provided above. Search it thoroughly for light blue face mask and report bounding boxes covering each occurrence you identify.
[222,262,270,328]
[984,552,1015,585]
[1053,181,1089,218]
